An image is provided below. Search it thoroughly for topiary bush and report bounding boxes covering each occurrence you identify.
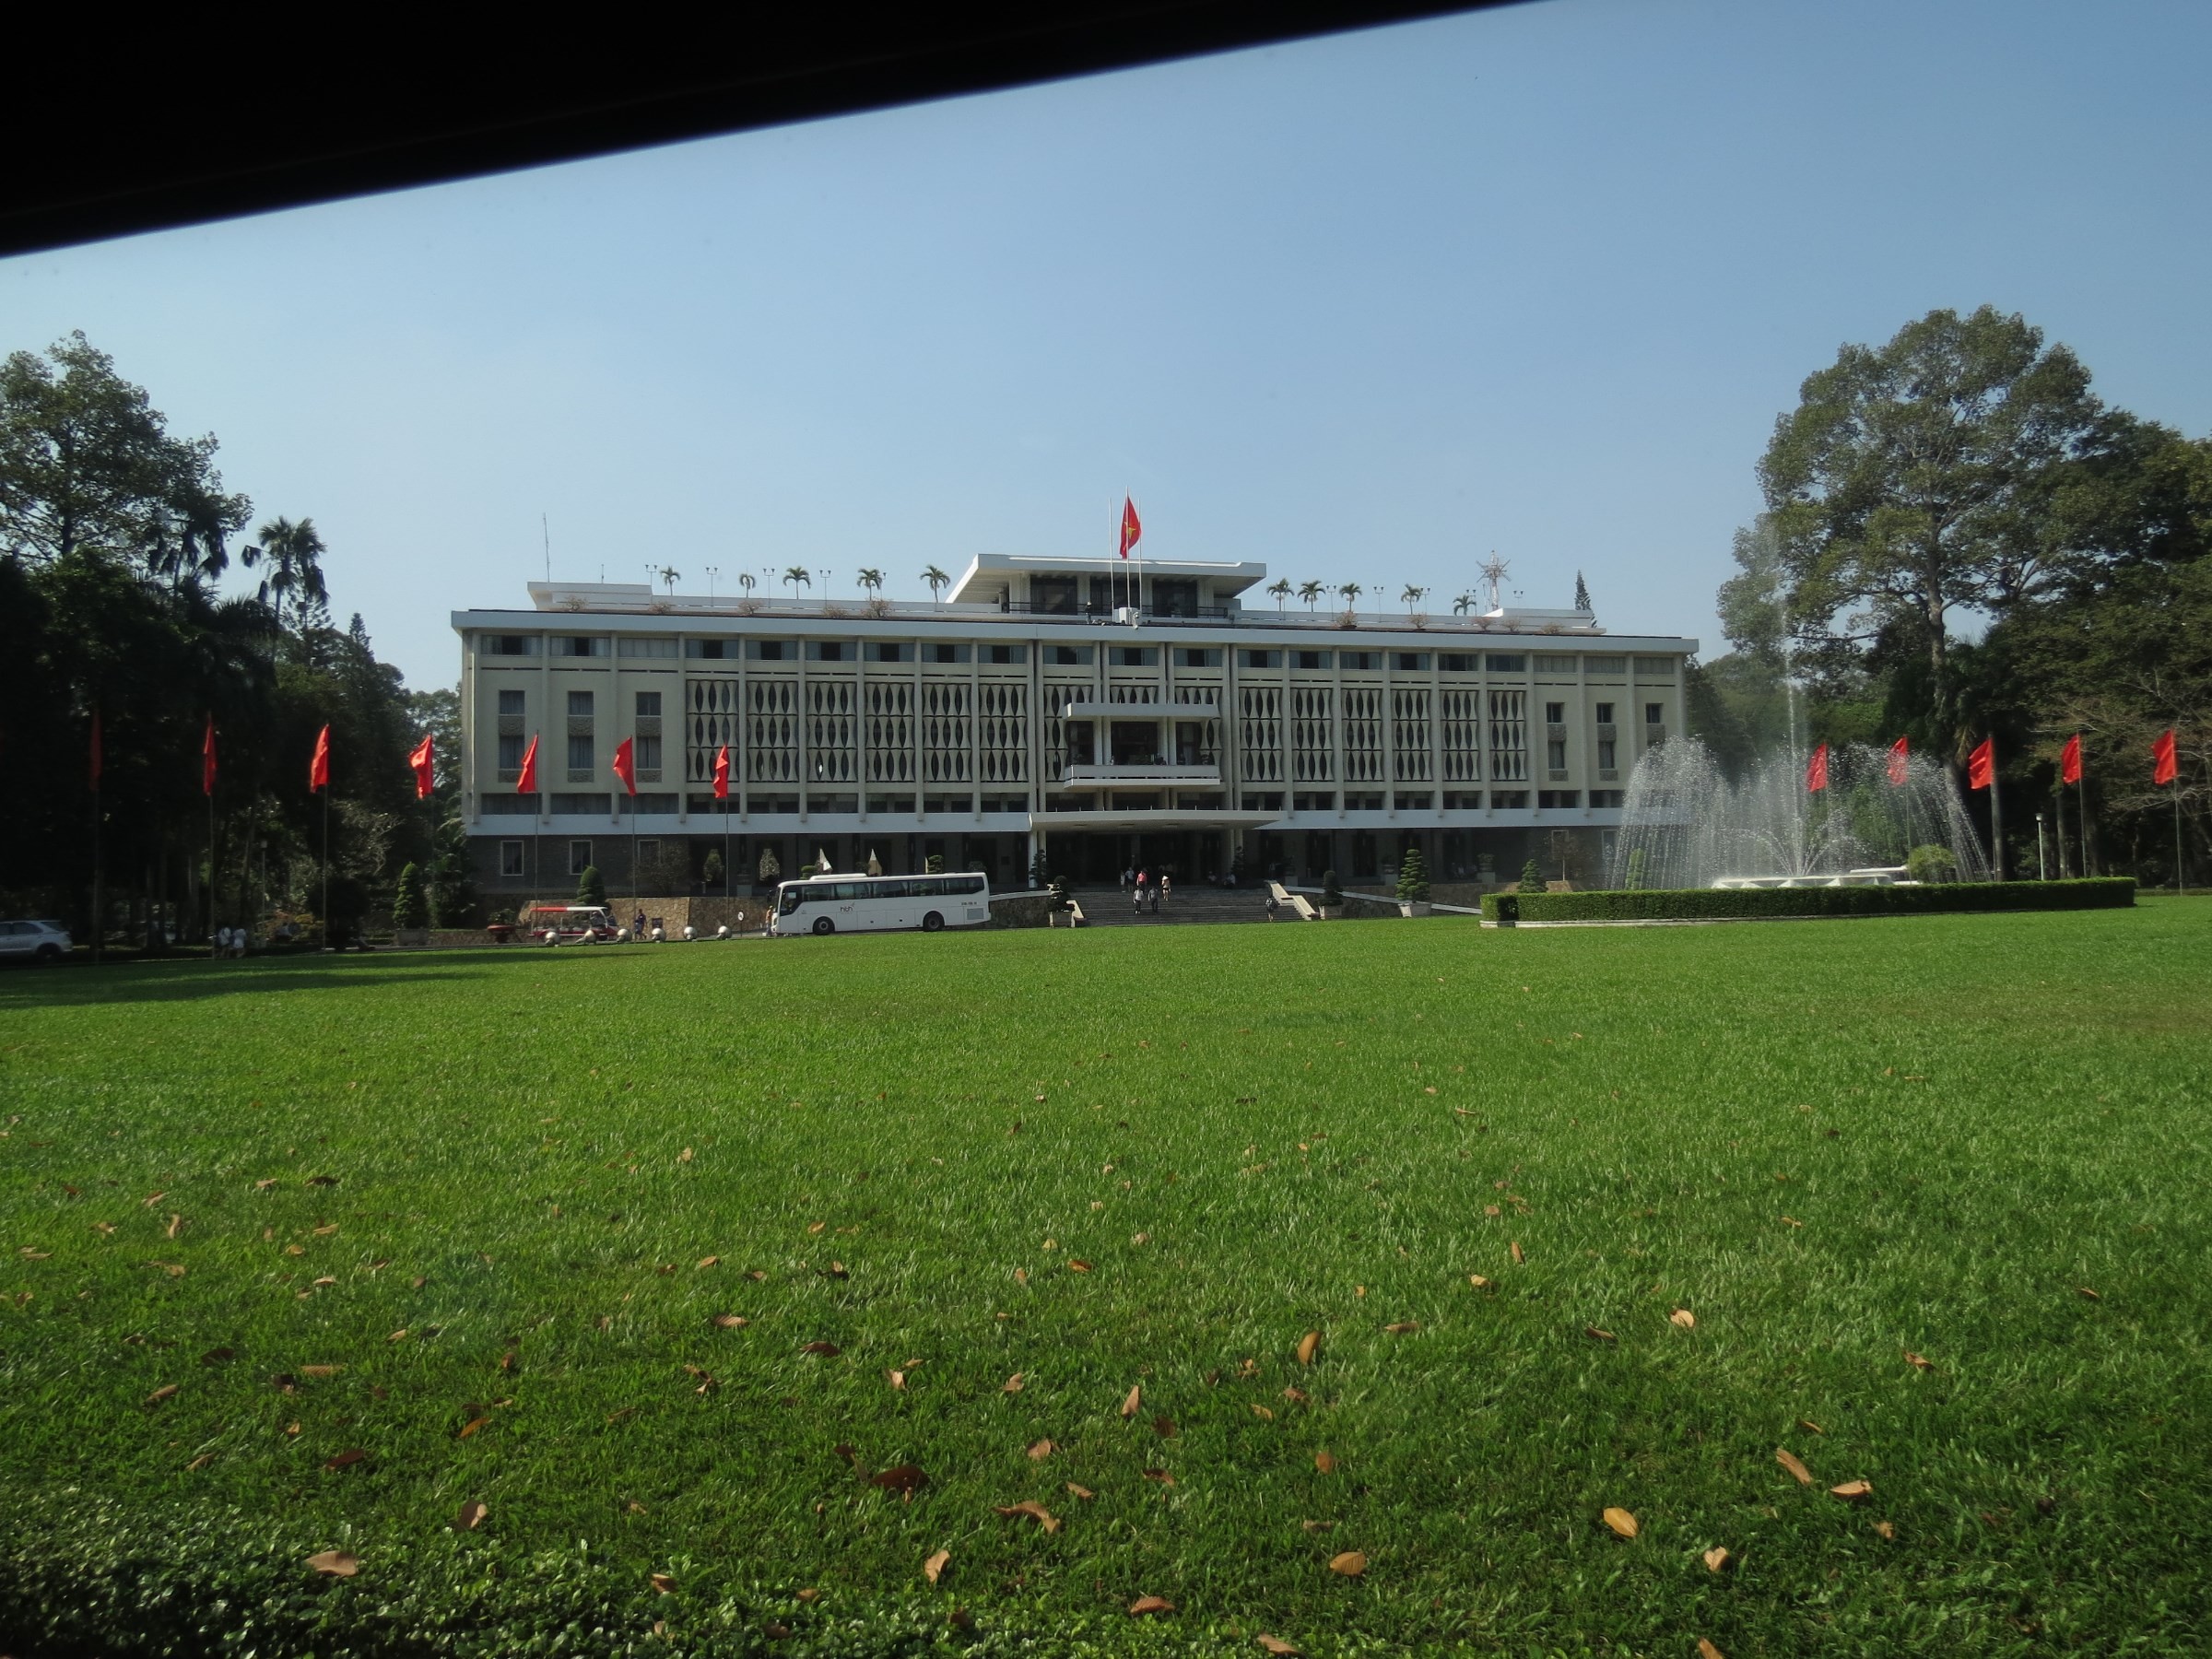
[1396,846,1430,904]
[574,864,606,908]
[1517,859,1545,894]
[390,862,427,930]
[1321,868,1343,908]
[1906,844,1959,884]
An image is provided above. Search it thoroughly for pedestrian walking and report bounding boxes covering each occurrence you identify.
[1265,891,1279,922]
[1122,865,1134,894]
[1160,873,1172,905]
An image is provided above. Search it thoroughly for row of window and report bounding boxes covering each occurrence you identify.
[480,633,1680,677]
[488,789,1627,820]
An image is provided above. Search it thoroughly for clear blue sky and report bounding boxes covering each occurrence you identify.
[6,0,2206,692]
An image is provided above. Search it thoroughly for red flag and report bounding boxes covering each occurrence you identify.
[515,732,539,795]
[1119,497,1141,559]
[1806,743,1829,793]
[88,711,102,792]
[1886,735,1909,787]
[202,715,218,795]
[712,744,731,801]
[309,724,331,793]
[611,735,636,795]
[408,733,435,799]
[1966,736,1994,791]
[2152,728,2178,786]
[2059,733,2082,785]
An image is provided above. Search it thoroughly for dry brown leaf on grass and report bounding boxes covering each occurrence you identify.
[1296,1331,1321,1366]
[1127,1595,1174,1617]
[324,1449,368,1471]
[1314,1449,1336,1474]
[1251,1404,1274,1421]
[1669,1309,1696,1329]
[1068,1259,1093,1274]
[1065,1483,1096,1500]
[1328,1551,1367,1577]
[1698,1641,1725,1659]
[1702,1547,1732,1573]
[1798,1418,1824,1435]
[458,1416,491,1440]
[1003,1372,1025,1394]
[1282,1386,1308,1405]
[453,1500,487,1532]
[801,1341,841,1357]
[1776,1448,1814,1485]
[1874,1520,1897,1539]
[924,1548,949,1584]
[1255,1637,1300,1655]
[1780,1216,1803,1229]
[145,1384,178,1406]
[871,1465,929,1494]
[306,1550,358,1577]
[888,1370,907,1391]
[1601,1507,1639,1539]
[994,1500,1061,1534]
[1830,1479,1873,1503]
[2077,1286,2101,1300]
[1121,1383,1142,1418]
[1904,1350,1935,1371]
[1585,1326,1616,1343]
[166,1213,183,1239]
[678,1147,692,1162]
[712,1314,747,1329]
[1467,1275,1492,1290]
[807,1221,827,1235]
[651,1571,677,1594]
[1143,1468,1176,1486]
[1384,1321,1420,1335]
[1510,1241,1525,1265]
[1027,1439,1053,1460]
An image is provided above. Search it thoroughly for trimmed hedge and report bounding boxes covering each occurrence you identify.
[1480,877,2136,924]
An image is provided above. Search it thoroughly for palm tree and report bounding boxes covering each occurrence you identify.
[1297,580,1324,612]
[1452,592,1474,616]
[1401,584,1428,617]
[922,565,951,606]
[736,572,756,598]
[1338,582,1362,612]
[856,567,885,597]
[656,565,681,594]
[241,516,329,631]
[782,566,812,602]
[1266,578,1292,613]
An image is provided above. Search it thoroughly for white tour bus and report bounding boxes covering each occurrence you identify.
[771,871,992,935]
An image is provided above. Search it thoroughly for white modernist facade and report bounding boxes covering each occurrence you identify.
[452,554,1695,895]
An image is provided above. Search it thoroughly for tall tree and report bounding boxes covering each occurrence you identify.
[1758,306,2106,732]
[242,515,328,631]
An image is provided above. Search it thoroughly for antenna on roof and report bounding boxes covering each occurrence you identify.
[1478,553,1511,613]
[542,512,550,583]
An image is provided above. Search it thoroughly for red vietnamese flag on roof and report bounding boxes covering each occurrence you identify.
[202,715,218,795]
[515,732,539,794]
[407,733,435,799]
[1966,736,1994,791]
[1119,497,1141,559]
[712,743,731,801]
[309,724,331,793]
[611,735,637,796]
[2152,728,2179,786]
[1805,743,1829,793]
[1886,735,1909,787]
[2059,733,2082,785]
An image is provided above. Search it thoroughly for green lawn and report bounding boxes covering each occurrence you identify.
[3,904,2208,1657]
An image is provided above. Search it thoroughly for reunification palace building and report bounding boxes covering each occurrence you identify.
[453,556,1696,895]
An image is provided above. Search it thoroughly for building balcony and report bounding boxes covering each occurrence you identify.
[1057,762,1223,788]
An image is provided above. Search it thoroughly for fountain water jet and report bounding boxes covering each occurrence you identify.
[1608,739,1990,890]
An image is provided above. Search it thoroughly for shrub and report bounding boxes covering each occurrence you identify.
[1321,868,1343,907]
[1906,844,1959,884]
[390,863,427,930]
[925,853,946,876]
[574,864,606,908]
[756,846,782,884]
[1480,877,2135,924]
[1517,859,1545,894]
[701,849,724,890]
[1030,849,1053,889]
[1396,845,1431,904]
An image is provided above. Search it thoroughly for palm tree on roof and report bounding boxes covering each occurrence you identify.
[782,566,811,601]
[921,565,950,606]
[856,567,885,596]
[1266,578,1292,613]
[1338,582,1362,608]
[1401,584,1428,617]
[1297,580,1324,612]
[1452,591,1474,616]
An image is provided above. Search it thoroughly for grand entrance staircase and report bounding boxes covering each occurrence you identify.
[1062,884,1285,926]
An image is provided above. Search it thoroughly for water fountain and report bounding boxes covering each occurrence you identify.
[1607,738,1991,890]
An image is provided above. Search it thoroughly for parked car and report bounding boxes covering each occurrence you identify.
[0,919,72,962]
